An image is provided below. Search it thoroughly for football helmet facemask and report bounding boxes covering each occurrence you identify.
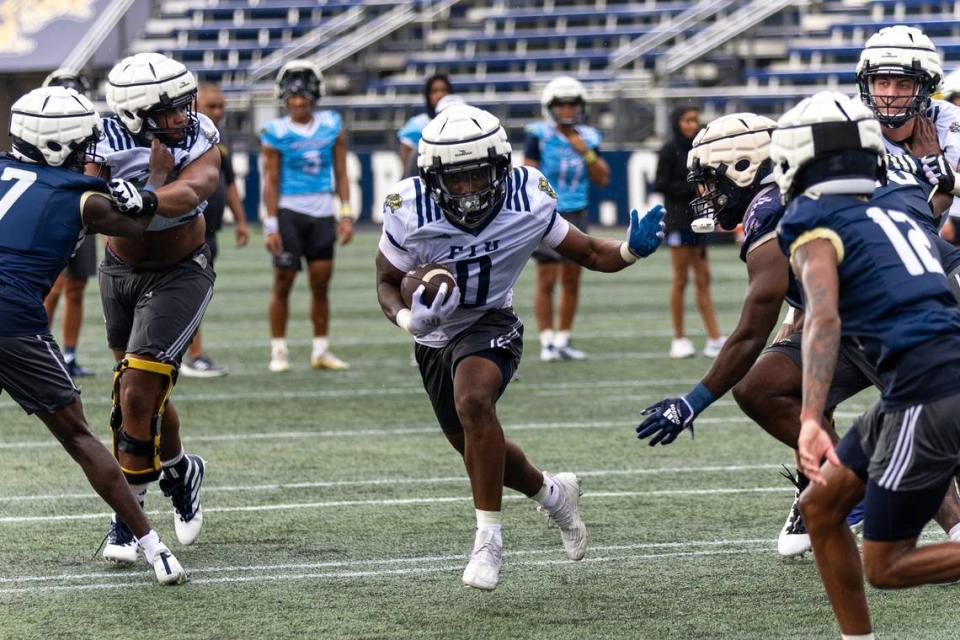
[686,113,777,232]
[771,92,886,204]
[856,25,943,129]
[418,105,512,230]
[10,86,102,172]
[106,53,198,148]
[276,60,324,103]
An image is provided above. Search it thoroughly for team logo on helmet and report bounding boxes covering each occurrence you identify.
[538,176,557,199]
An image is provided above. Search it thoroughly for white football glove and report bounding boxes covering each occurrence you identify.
[396,282,461,337]
[921,154,960,196]
[108,179,144,214]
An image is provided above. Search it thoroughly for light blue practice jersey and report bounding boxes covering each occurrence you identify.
[397,113,431,150]
[524,122,601,212]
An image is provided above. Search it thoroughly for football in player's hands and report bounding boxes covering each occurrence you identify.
[401,264,457,307]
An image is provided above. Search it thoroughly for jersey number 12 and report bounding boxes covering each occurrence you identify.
[866,206,944,276]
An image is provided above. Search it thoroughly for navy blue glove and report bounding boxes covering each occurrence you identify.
[626,204,666,258]
[636,396,696,446]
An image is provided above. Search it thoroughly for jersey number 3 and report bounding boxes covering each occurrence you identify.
[0,167,36,223]
[866,206,944,276]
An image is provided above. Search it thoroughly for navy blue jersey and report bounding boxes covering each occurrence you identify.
[0,156,106,337]
[740,184,804,309]
[778,186,960,407]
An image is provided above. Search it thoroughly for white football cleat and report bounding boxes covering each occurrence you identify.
[555,344,587,361]
[670,337,696,359]
[103,516,138,565]
[540,345,560,362]
[269,342,289,372]
[462,529,502,591]
[159,455,205,545]
[146,543,186,586]
[538,472,588,561]
[778,468,811,558]
[310,351,350,370]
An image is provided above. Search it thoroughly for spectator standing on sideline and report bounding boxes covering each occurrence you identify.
[654,105,725,359]
[397,74,453,178]
[41,69,98,378]
[181,82,250,378]
[525,77,609,361]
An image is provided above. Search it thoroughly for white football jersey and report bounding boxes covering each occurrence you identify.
[882,99,960,219]
[95,112,220,223]
[379,166,569,347]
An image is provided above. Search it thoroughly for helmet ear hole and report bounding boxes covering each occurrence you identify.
[47,141,62,151]
[735,159,751,172]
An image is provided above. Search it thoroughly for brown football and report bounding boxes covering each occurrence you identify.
[401,264,457,307]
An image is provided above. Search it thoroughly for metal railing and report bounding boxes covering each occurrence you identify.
[60,0,137,71]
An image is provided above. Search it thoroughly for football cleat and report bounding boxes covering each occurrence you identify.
[269,345,290,372]
[540,345,560,362]
[146,543,187,586]
[462,528,502,591]
[703,336,727,358]
[103,516,139,565]
[65,359,95,378]
[670,337,696,359]
[181,354,228,378]
[846,499,866,532]
[555,344,587,361]
[778,466,811,557]
[310,351,350,370]
[159,455,205,545]
[537,472,588,561]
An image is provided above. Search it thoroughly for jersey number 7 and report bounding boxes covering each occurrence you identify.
[0,167,36,223]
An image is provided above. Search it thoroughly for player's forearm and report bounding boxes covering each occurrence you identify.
[800,312,841,422]
[572,237,633,272]
[262,182,279,217]
[701,316,779,398]
[154,180,212,217]
[586,156,609,187]
[335,169,349,205]
[225,184,247,226]
[377,281,407,325]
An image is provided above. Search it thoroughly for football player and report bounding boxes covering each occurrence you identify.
[375,104,665,591]
[40,69,98,378]
[637,109,960,557]
[525,76,610,361]
[89,52,220,565]
[775,91,960,640]
[0,86,184,584]
[260,60,353,372]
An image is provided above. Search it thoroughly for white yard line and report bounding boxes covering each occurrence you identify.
[0,487,794,524]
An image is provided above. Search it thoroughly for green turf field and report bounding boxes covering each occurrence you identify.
[1,228,955,639]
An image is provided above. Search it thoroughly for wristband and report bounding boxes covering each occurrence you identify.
[340,202,355,219]
[619,242,638,264]
[583,149,598,165]
[395,308,412,332]
[139,190,158,217]
[684,382,717,414]
[263,216,279,235]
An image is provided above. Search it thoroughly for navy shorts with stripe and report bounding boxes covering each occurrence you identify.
[837,394,960,541]
[98,244,216,365]
[0,333,79,414]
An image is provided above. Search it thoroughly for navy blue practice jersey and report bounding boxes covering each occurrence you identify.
[778,185,960,406]
[740,183,804,309]
[0,155,107,336]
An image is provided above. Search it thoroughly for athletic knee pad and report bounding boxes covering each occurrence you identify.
[110,357,178,483]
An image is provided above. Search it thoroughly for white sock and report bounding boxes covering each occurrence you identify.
[160,449,184,470]
[554,330,570,348]
[539,329,554,348]
[475,510,503,545]
[532,475,561,511]
[136,529,162,563]
[841,633,875,640]
[949,523,960,542]
[271,338,287,355]
[312,336,329,358]
[129,483,149,507]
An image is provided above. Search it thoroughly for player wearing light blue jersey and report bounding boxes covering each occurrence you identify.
[397,74,453,178]
[261,60,353,373]
[0,86,185,585]
[524,77,610,361]
[772,91,960,640]
[376,105,664,591]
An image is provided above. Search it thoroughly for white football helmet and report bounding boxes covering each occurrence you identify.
[275,59,324,102]
[434,94,466,114]
[941,68,960,103]
[771,92,886,203]
[418,105,512,229]
[10,86,101,171]
[686,113,777,232]
[856,25,943,128]
[541,76,587,125]
[42,68,91,97]
[106,53,198,147]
